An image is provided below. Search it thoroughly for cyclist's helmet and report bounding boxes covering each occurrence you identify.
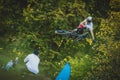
[87,16,92,22]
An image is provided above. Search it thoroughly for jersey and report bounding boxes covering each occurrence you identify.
[24,53,40,74]
[84,19,93,31]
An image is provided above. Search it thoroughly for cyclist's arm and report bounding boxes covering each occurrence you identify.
[89,30,95,41]
[80,19,87,27]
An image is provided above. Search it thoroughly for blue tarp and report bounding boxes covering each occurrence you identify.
[55,63,71,80]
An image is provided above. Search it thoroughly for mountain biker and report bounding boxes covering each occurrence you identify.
[74,16,95,42]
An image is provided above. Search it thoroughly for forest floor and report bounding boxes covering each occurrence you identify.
[0,36,52,80]
[0,68,51,80]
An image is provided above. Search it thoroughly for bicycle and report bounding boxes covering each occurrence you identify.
[55,29,90,41]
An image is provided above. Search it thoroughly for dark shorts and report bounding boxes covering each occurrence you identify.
[77,28,84,34]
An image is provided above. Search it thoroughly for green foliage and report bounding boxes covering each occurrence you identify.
[83,0,110,18]
[69,55,94,80]
[0,0,26,36]
[0,0,120,80]
[110,0,120,11]
[90,7,120,79]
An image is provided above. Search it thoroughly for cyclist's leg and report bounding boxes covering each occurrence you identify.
[77,28,84,34]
